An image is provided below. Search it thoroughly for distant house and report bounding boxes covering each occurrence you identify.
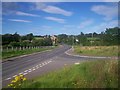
[51,35,57,45]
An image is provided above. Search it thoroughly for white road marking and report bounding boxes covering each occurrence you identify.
[24,70,28,72]
[42,63,45,65]
[28,70,32,72]
[32,67,35,69]
[75,62,80,65]
[5,77,11,80]
[5,60,53,81]
[32,68,36,71]
[13,75,17,77]
[19,72,23,75]
[39,65,43,67]
[45,62,48,64]
[36,65,39,67]
[23,73,28,75]
[36,67,39,69]
[29,69,31,71]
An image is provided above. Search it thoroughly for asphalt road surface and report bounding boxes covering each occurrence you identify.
[2,45,108,87]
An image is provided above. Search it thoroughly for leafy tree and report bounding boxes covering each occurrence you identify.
[2,34,14,45]
[13,32,20,42]
[9,42,20,47]
[20,40,30,47]
[26,33,34,41]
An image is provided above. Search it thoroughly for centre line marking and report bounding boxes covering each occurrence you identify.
[24,70,28,72]
[5,77,11,80]
[13,75,17,77]
[23,73,28,75]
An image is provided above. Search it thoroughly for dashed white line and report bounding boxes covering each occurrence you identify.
[36,67,39,69]
[24,70,28,72]
[32,68,36,71]
[75,62,80,65]
[5,60,53,81]
[23,73,28,75]
[45,62,48,64]
[36,66,39,68]
[39,65,43,67]
[13,75,17,77]
[33,67,35,69]
[28,70,32,72]
[5,77,11,80]
[19,72,23,75]
[29,69,31,71]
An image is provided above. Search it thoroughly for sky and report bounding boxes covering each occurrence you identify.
[2,2,118,35]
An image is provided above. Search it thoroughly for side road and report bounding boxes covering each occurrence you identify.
[65,46,118,60]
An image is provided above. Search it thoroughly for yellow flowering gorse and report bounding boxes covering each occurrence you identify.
[7,74,27,88]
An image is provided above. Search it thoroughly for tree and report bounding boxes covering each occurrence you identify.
[13,32,20,42]
[101,27,119,45]
[2,34,14,45]
[9,42,20,47]
[26,33,34,41]
[57,34,68,44]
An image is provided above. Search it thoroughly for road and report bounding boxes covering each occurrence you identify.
[2,45,108,87]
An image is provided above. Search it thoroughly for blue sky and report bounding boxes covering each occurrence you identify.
[2,2,118,35]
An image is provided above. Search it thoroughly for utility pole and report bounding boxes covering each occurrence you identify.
[91,33,93,46]
[72,35,74,47]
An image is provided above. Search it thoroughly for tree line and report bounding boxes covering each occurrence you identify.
[2,27,120,48]
[57,27,120,46]
[2,33,52,48]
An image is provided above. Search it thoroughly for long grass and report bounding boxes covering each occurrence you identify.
[74,46,118,57]
[21,60,118,88]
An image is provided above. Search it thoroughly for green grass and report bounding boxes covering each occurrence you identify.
[21,60,118,88]
[74,46,118,57]
[87,37,100,41]
[2,46,55,60]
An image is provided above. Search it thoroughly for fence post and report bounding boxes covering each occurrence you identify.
[7,47,8,51]
[16,47,17,50]
[23,47,25,50]
[20,47,21,50]
[12,47,13,51]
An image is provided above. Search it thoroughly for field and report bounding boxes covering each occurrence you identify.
[21,60,118,88]
[2,46,55,60]
[74,46,118,57]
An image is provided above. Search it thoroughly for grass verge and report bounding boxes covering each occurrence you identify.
[74,46,118,57]
[21,60,118,88]
[2,46,55,60]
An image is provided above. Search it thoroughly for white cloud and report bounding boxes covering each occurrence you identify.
[87,20,118,33]
[45,16,65,23]
[91,5,117,21]
[78,19,94,29]
[34,3,73,16]
[8,19,31,23]
[16,11,40,17]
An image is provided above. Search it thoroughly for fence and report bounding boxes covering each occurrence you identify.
[2,46,54,52]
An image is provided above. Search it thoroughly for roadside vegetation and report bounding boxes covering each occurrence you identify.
[20,60,118,88]
[74,46,118,57]
[2,27,119,88]
[2,46,55,60]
